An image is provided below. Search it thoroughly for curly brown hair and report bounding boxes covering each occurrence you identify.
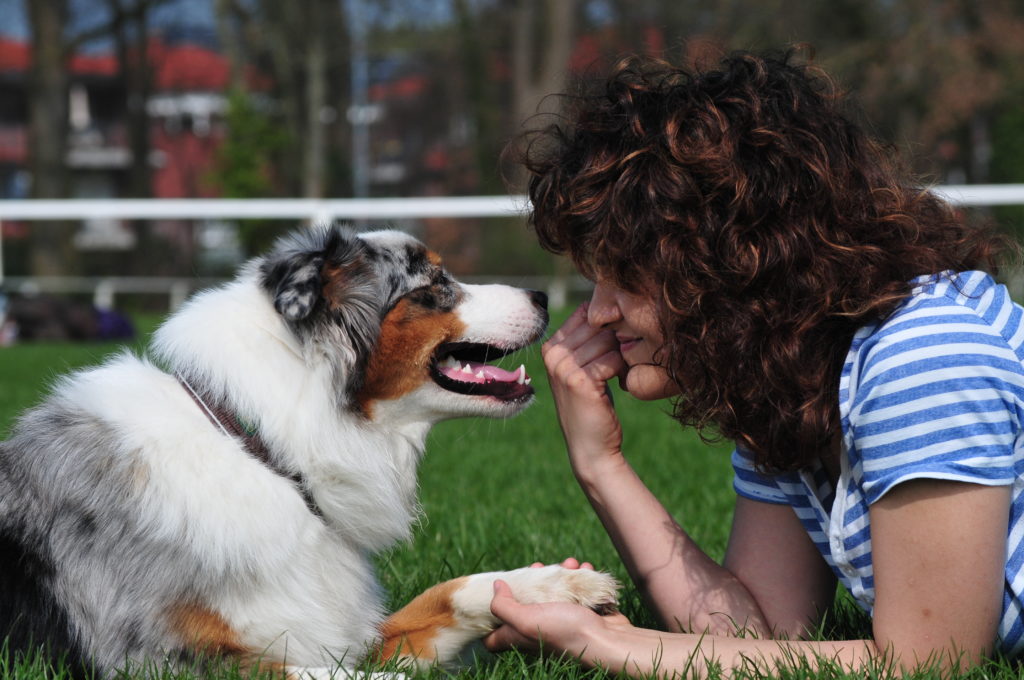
[515,50,1011,472]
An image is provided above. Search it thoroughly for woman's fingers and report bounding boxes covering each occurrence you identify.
[558,557,594,570]
[543,328,617,373]
[528,558,595,570]
[544,302,590,347]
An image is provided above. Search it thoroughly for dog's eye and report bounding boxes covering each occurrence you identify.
[404,279,459,311]
[407,286,438,309]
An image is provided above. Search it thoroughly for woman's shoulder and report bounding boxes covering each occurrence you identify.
[905,270,1005,307]
[840,270,1024,428]
[856,270,1023,357]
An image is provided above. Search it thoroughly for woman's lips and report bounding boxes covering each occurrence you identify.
[617,335,641,353]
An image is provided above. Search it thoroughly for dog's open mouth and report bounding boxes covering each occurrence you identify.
[431,341,534,401]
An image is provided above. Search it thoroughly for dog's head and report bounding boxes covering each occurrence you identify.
[259,225,548,422]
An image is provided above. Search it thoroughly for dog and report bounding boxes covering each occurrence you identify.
[0,225,618,678]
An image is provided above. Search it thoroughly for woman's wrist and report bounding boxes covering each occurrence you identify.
[569,448,631,490]
[572,616,649,674]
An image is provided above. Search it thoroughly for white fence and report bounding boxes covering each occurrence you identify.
[0,195,544,309]
[2,187,1024,308]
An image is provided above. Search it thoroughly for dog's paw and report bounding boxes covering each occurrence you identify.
[385,566,620,668]
[489,564,620,614]
[450,565,619,628]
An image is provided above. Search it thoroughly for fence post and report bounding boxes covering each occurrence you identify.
[94,279,116,310]
[170,281,190,310]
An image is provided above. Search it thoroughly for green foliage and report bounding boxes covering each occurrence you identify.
[990,89,1024,239]
[210,90,289,200]
[207,90,295,257]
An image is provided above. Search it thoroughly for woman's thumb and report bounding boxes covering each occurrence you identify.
[490,579,518,620]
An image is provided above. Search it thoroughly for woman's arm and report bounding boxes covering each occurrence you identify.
[487,582,878,677]
[723,496,837,637]
[541,304,834,636]
[869,478,1008,669]
[576,456,838,637]
[487,478,1009,677]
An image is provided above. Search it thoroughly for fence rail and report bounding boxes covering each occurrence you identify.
[2,187,1024,309]
[2,184,1023,223]
[0,195,558,308]
[0,195,531,222]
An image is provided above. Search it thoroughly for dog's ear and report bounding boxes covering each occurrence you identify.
[267,253,325,321]
[260,226,364,322]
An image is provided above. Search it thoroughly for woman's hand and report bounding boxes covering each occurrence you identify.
[527,556,594,570]
[484,579,633,657]
[542,303,627,477]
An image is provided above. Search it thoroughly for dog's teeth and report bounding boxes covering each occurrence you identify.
[460,364,473,374]
[516,365,526,384]
[440,356,459,369]
[525,377,531,385]
[475,370,485,379]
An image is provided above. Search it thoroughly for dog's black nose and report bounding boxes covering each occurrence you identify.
[529,289,549,311]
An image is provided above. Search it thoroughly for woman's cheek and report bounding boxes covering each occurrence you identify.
[623,364,679,400]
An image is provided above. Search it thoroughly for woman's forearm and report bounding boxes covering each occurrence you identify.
[572,454,770,636]
[579,624,879,679]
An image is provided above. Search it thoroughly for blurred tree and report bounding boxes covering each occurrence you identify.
[25,0,170,276]
[839,0,1024,182]
[26,0,1024,279]
[210,91,287,199]
[990,88,1024,238]
[214,0,247,93]
[107,0,171,278]
[209,89,291,255]
[453,0,501,193]
[107,0,167,199]
[511,0,576,151]
[26,0,74,276]
[217,0,348,198]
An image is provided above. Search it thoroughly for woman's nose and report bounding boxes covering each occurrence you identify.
[587,283,620,327]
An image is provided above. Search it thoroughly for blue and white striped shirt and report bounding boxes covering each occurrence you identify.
[732,271,1024,657]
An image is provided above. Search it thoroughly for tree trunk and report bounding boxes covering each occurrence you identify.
[302,0,327,199]
[261,0,303,196]
[511,0,576,307]
[26,0,74,276]
[512,0,576,132]
[108,0,154,199]
[214,0,247,93]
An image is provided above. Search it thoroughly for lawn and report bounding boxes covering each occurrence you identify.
[0,307,1011,679]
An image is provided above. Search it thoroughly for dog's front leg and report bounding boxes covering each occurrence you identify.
[377,565,619,669]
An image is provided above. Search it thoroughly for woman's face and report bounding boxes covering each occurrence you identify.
[587,279,680,400]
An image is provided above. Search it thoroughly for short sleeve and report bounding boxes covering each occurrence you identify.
[847,302,1023,504]
[731,446,789,505]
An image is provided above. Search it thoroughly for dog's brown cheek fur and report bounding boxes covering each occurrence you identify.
[356,299,466,418]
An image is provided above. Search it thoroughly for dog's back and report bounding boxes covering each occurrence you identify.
[0,357,194,673]
[0,518,89,674]
[0,335,397,676]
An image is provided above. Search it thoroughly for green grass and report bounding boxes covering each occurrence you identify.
[0,309,1014,679]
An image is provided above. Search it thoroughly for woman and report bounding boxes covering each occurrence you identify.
[485,50,1022,676]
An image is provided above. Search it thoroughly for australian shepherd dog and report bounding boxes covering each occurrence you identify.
[0,225,617,678]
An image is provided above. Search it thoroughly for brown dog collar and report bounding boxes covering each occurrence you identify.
[176,373,323,519]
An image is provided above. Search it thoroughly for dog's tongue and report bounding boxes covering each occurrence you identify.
[439,359,529,385]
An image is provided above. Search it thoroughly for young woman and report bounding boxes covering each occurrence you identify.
[484,50,1022,676]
